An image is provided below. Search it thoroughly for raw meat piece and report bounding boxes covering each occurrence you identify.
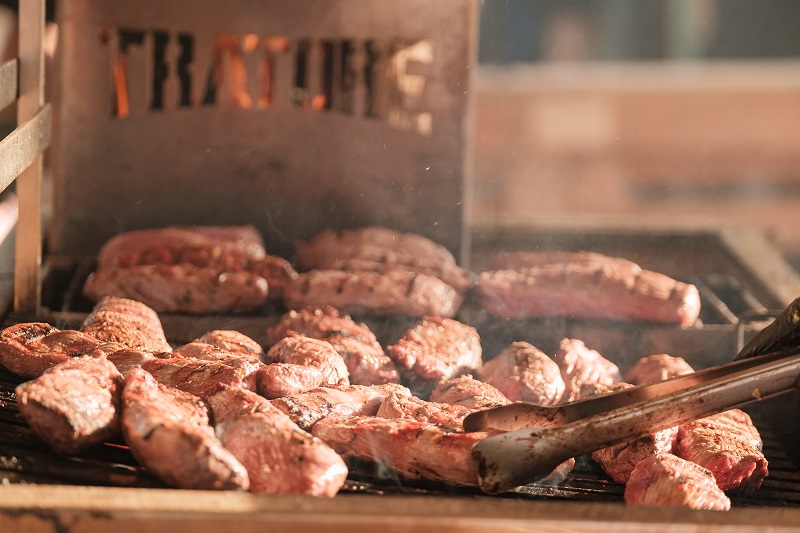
[256,363,325,399]
[553,338,621,402]
[81,296,172,353]
[264,333,349,387]
[478,342,564,405]
[624,354,695,385]
[429,375,511,410]
[0,323,102,379]
[376,392,473,431]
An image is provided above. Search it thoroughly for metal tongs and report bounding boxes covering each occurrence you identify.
[464,297,800,495]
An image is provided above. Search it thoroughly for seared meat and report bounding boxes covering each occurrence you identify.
[83,264,269,314]
[270,383,411,432]
[173,341,257,363]
[121,368,249,490]
[429,375,511,410]
[256,363,325,399]
[15,355,123,455]
[264,333,349,387]
[376,392,472,431]
[327,256,473,294]
[624,453,731,511]
[179,224,266,254]
[553,338,621,402]
[624,354,695,385]
[81,296,171,353]
[140,355,260,399]
[284,270,463,319]
[477,342,564,405]
[105,346,162,373]
[313,416,490,487]
[268,306,399,385]
[676,409,768,491]
[250,255,299,298]
[0,323,102,379]
[196,330,264,359]
[207,386,348,496]
[387,317,482,395]
[475,251,701,326]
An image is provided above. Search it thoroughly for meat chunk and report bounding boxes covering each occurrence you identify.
[81,296,172,353]
[105,346,162,374]
[387,317,482,395]
[624,354,695,385]
[624,453,731,511]
[676,409,768,491]
[270,383,411,432]
[429,375,511,410]
[475,251,701,326]
[15,355,123,455]
[264,333,349,387]
[256,363,325,399]
[250,255,299,298]
[197,330,264,359]
[284,270,463,319]
[477,342,564,405]
[313,416,488,487]
[553,338,621,402]
[173,341,255,363]
[121,368,249,490]
[327,256,474,294]
[376,392,473,431]
[207,386,348,496]
[83,264,269,314]
[0,323,102,379]
[140,355,260,399]
[268,306,399,385]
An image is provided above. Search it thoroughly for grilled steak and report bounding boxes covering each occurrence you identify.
[179,224,266,253]
[327,256,473,294]
[173,341,257,363]
[0,323,102,379]
[376,392,472,431]
[256,363,325,399]
[121,368,249,490]
[477,342,564,405]
[105,346,162,373]
[268,306,399,385]
[250,255,299,298]
[387,317,482,395]
[284,270,463,318]
[140,355,260,399]
[15,355,123,455]
[624,354,695,385]
[270,383,411,432]
[475,251,701,326]
[624,453,731,510]
[429,374,511,410]
[81,296,172,353]
[83,264,269,314]
[553,338,621,402]
[196,330,264,359]
[313,416,490,487]
[264,333,349,387]
[676,409,768,491]
[207,386,348,496]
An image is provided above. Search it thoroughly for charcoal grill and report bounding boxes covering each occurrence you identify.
[3,0,800,531]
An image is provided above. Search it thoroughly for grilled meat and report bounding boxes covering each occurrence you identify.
[553,338,621,402]
[105,346,162,373]
[179,224,266,253]
[327,255,473,294]
[81,296,172,353]
[429,374,511,410]
[387,317,482,395]
[475,251,701,326]
[121,368,249,490]
[624,453,731,510]
[270,383,411,432]
[207,386,348,496]
[256,363,325,399]
[140,355,260,399]
[15,355,123,455]
[284,270,463,319]
[173,341,257,363]
[196,330,264,359]
[624,354,695,385]
[250,255,299,298]
[0,323,102,379]
[477,341,564,405]
[264,333,349,387]
[676,409,768,491]
[268,306,399,385]
[83,264,269,314]
[376,392,472,431]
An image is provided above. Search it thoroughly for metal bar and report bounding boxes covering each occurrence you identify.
[0,59,17,114]
[0,104,51,194]
[14,0,46,314]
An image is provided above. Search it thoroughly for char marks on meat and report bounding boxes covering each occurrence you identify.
[475,251,701,326]
[376,392,473,431]
[16,356,123,455]
[625,453,731,510]
[387,317,482,395]
[268,306,399,385]
[140,355,260,399]
[284,270,463,319]
[81,296,172,353]
[83,264,269,314]
[327,256,473,294]
[676,409,768,491]
[256,363,325,399]
[121,368,249,490]
[553,338,621,402]
[207,386,348,496]
[429,375,511,410]
[197,330,264,359]
[477,342,564,405]
[625,354,695,385]
[264,333,349,386]
[0,323,102,379]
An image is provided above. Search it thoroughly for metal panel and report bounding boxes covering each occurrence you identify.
[51,0,477,258]
[0,60,17,113]
[0,104,51,194]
